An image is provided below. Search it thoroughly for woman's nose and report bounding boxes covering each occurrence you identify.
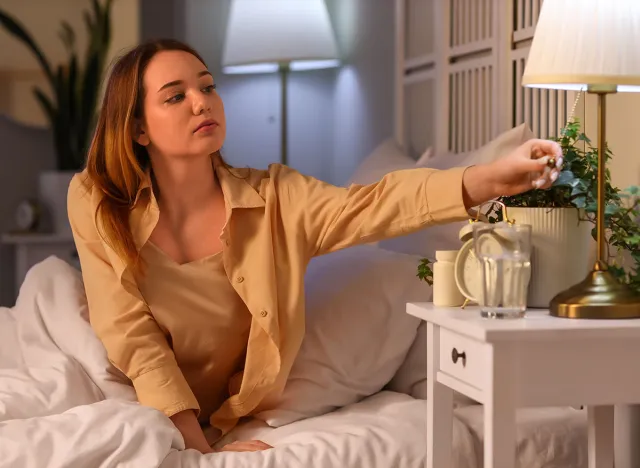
[193,94,208,115]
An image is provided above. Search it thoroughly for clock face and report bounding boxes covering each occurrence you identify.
[16,200,38,231]
[455,233,507,303]
[455,240,482,302]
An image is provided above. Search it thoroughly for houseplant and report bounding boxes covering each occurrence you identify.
[417,119,640,305]
[0,0,113,234]
[489,119,640,305]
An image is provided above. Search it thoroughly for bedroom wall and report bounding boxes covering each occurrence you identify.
[140,0,396,186]
[582,94,640,190]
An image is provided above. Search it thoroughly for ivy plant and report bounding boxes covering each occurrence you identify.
[489,119,640,292]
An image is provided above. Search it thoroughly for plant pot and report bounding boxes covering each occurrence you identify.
[507,207,594,308]
[38,170,77,236]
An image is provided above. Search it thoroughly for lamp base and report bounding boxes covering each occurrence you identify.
[550,261,640,319]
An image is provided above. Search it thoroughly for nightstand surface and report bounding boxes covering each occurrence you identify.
[408,302,640,342]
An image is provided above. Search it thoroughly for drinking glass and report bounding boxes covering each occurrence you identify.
[472,222,532,319]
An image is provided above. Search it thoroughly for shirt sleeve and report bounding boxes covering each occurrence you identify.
[67,175,200,418]
[275,164,472,257]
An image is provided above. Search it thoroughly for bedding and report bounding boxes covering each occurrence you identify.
[0,256,478,468]
[0,256,587,467]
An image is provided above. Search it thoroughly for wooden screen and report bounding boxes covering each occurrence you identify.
[395,0,577,158]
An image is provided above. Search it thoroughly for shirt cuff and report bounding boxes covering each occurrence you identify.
[132,364,200,418]
[424,166,473,223]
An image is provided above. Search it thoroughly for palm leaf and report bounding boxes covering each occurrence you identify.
[0,9,54,83]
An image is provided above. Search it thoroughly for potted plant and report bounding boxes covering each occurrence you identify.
[489,119,640,307]
[417,119,640,308]
[0,0,113,235]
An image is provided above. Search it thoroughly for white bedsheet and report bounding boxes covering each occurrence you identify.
[0,257,587,468]
[0,257,478,468]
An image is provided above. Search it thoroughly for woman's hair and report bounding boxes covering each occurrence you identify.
[84,38,210,274]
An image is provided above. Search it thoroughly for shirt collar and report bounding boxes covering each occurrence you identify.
[130,154,265,250]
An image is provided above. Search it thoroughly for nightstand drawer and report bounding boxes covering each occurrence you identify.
[439,328,487,389]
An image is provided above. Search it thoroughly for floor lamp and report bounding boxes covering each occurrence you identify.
[222,0,340,166]
[523,0,640,319]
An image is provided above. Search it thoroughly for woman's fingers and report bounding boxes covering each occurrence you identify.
[218,440,273,452]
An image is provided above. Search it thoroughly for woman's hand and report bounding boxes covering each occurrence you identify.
[462,138,563,208]
[170,410,214,454]
[217,440,273,452]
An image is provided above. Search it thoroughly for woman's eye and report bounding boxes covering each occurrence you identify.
[167,93,185,104]
[203,84,217,94]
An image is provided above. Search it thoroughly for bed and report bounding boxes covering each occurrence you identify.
[1,251,589,468]
[0,0,619,466]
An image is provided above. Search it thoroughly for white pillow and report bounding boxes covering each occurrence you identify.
[254,245,432,427]
[347,138,432,186]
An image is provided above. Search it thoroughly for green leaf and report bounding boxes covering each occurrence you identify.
[0,9,54,83]
[554,170,576,187]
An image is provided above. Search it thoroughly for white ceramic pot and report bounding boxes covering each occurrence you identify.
[38,170,77,236]
[507,207,594,308]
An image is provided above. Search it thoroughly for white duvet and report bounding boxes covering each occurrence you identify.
[0,257,480,468]
[0,257,588,468]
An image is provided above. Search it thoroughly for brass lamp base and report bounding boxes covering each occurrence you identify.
[550,262,640,319]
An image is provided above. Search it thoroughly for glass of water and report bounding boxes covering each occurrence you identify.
[472,222,532,319]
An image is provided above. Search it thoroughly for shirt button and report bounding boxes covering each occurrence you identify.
[236,276,244,283]
[260,310,268,317]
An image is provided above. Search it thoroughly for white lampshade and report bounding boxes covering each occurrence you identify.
[222,0,340,74]
[523,0,640,92]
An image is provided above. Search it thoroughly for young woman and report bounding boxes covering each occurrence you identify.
[68,39,562,454]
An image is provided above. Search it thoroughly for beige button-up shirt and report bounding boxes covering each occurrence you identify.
[67,158,470,434]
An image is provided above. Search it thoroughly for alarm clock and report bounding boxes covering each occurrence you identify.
[15,199,41,232]
[453,202,520,306]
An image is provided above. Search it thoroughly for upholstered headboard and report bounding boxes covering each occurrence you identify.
[393,0,577,161]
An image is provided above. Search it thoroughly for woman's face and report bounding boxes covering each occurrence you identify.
[136,50,226,159]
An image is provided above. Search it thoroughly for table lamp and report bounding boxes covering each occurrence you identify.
[522,0,640,319]
[222,0,340,166]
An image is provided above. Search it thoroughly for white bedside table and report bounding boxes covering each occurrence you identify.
[408,302,640,468]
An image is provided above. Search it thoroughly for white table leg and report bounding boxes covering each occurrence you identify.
[588,405,614,468]
[484,344,516,468]
[427,323,454,468]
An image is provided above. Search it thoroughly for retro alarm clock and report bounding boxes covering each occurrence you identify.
[14,199,42,232]
[453,202,519,306]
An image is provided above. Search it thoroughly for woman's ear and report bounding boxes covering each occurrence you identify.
[134,120,150,146]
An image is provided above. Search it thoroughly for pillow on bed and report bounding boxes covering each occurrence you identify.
[253,245,432,427]
[347,138,432,186]
[377,123,535,259]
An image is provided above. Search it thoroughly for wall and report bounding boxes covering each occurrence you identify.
[582,93,640,191]
[328,0,396,186]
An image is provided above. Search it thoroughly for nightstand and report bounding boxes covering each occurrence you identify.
[1,233,79,297]
[408,302,640,468]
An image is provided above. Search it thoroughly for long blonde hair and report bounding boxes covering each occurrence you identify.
[85,39,211,273]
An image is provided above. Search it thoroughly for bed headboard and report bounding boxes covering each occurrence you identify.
[394,0,578,160]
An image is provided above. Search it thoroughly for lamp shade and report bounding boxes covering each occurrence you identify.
[522,0,640,92]
[222,0,339,74]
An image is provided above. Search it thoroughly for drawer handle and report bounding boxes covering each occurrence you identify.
[451,348,466,367]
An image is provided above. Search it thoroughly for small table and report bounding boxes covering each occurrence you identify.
[408,302,640,468]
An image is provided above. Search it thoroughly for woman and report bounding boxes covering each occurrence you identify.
[68,39,562,455]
